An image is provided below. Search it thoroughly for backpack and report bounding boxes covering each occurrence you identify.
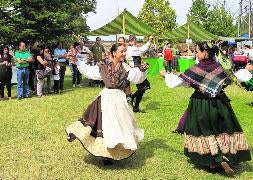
[164,48,173,61]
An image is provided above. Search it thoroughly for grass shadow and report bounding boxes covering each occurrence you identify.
[188,159,253,178]
[235,162,253,175]
[141,96,151,102]
[144,101,160,111]
[83,139,180,170]
[246,102,253,107]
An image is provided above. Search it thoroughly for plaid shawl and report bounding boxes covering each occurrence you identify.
[179,59,231,97]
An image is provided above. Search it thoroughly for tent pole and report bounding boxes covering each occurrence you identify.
[187,21,190,55]
[116,0,120,42]
[123,14,126,35]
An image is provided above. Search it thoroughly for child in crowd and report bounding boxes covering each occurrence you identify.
[53,60,60,94]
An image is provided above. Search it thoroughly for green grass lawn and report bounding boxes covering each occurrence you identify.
[0,69,252,179]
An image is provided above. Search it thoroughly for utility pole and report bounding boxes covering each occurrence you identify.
[238,0,243,37]
[249,0,252,38]
[238,0,252,37]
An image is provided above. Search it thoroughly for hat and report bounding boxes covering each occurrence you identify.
[129,35,137,42]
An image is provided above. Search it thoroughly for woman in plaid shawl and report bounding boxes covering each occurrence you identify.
[160,42,251,177]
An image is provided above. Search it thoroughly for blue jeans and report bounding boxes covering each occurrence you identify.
[17,67,30,98]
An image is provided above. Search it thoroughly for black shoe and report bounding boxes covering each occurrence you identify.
[102,158,113,166]
[172,129,184,134]
[133,107,146,113]
[67,133,76,142]
[133,107,140,112]
[89,82,93,87]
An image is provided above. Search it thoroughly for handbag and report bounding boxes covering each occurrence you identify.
[36,70,44,79]
[36,66,52,79]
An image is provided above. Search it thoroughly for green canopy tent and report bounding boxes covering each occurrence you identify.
[167,22,253,42]
[85,9,162,37]
[167,22,218,41]
[84,9,166,76]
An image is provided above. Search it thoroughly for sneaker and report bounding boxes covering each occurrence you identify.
[72,84,76,88]
[77,84,82,87]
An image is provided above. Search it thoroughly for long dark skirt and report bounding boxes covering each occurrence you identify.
[184,91,251,167]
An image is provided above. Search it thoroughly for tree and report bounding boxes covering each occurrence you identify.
[138,0,177,36]
[205,3,237,37]
[187,0,210,26]
[187,0,237,37]
[0,0,96,46]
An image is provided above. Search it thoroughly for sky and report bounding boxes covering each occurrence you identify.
[86,0,239,41]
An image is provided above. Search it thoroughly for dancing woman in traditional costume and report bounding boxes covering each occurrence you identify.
[66,44,148,164]
[160,42,251,177]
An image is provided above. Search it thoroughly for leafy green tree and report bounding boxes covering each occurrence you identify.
[187,0,210,26]
[0,0,96,46]
[188,0,237,37]
[205,3,237,37]
[138,0,177,36]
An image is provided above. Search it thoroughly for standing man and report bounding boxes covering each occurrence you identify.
[76,40,93,64]
[91,37,105,87]
[126,35,153,112]
[76,40,93,86]
[91,37,105,64]
[54,42,67,93]
[14,41,34,99]
[172,45,179,72]
[163,42,173,72]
